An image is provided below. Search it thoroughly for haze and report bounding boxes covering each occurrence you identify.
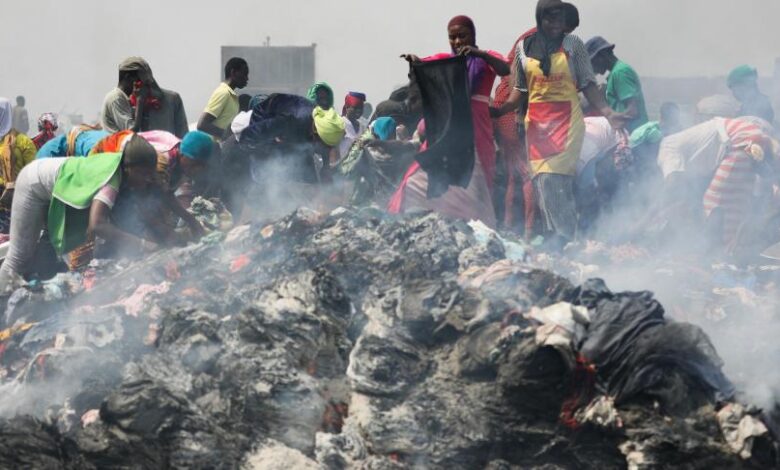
[2,0,778,124]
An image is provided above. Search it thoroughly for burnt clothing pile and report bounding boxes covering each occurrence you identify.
[0,209,775,469]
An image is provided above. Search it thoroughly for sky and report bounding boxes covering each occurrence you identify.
[2,0,780,125]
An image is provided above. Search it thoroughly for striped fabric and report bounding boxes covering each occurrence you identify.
[702,118,769,243]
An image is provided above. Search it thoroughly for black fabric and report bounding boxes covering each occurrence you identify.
[569,279,735,405]
[242,93,314,146]
[236,94,321,185]
[410,56,475,199]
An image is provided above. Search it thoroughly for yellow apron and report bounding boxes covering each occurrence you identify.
[523,48,585,177]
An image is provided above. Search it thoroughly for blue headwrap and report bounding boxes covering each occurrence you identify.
[180,131,214,160]
[371,117,397,141]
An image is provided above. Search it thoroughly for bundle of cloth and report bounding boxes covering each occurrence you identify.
[338,117,416,206]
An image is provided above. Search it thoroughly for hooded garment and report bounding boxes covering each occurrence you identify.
[312,106,346,147]
[307,82,335,109]
[0,98,12,138]
[525,0,572,76]
[119,56,161,94]
[447,15,490,96]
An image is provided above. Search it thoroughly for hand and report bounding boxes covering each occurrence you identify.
[605,111,631,130]
[489,107,502,119]
[457,45,482,58]
[132,80,147,98]
[401,54,421,64]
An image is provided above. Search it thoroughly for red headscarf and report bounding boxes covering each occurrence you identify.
[448,15,476,38]
[342,92,366,115]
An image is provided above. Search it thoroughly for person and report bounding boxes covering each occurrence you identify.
[312,105,347,169]
[109,130,211,247]
[101,57,189,138]
[728,65,775,123]
[659,102,683,136]
[307,82,335,110]
[0,97,37,212]
[63,130,212,269]
[31,113,59,150]
[389,15,509,228]
[586,36,648,133]
[492,3,579,236]
[0,135,161,291]
[661,117,778,252]
[574,116,628,232]
[372,84,422,138]
[12,96,29,135]
[224,93,344,218]
[198,57,249,140]
[340,117,416,206]
[36,126,109,158]
[657,116,774,188]
[492,0,627,248]
[339,92,368,158]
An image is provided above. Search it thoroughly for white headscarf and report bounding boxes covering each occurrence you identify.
[0,98,12,137]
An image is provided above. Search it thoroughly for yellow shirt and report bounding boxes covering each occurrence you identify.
[0,131,36,186]
[203,82,239,131]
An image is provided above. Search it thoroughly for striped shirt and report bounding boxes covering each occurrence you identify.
[702,118,767,243]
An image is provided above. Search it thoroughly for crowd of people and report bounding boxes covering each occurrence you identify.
[0,0,778,291]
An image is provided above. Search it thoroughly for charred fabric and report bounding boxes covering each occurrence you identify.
[0,208,776,469]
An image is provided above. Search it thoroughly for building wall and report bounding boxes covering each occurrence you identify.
[221,45,316,98]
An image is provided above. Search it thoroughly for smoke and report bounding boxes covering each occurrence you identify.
[571,133,780,411]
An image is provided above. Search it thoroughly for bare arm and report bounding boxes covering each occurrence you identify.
[87,199,154,253]
[491,88,526,118]
[197,113,225,139]
[582,83,628,129]
[622,98,640,121]
[160,191,205,239]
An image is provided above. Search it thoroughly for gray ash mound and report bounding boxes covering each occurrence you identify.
[0,208,776,469]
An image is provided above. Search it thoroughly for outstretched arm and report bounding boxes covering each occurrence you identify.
[87,199,157,254]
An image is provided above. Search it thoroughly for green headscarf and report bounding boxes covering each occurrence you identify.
[307,82,334,109]
[48,152,123,255]
[629,121,663,149]
[727,65,758,88]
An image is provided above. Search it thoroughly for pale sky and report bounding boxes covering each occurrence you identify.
[2,0,779,124]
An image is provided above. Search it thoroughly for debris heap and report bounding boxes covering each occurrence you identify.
[0,208,775,469]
